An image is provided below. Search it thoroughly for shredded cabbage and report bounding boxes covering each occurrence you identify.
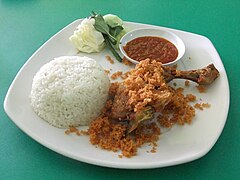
[69,18,105,53]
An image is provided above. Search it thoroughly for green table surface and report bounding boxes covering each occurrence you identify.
[1,0,239,179]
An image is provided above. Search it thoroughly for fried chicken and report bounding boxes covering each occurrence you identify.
[110,59,219,133]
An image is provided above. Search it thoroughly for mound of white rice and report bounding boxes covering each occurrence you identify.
[30,56,110,128]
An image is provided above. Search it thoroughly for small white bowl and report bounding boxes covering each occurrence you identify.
[119,28,185,66]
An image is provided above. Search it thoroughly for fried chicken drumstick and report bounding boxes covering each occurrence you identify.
[110,59,219,133]
[162,64,220,85]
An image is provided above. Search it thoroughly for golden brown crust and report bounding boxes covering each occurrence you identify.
[123,59,171,112]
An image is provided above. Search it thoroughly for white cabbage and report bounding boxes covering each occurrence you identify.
[69,18,105,53]
[103,14,123,28]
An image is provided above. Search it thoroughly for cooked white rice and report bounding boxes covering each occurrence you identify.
[30,56,110,128]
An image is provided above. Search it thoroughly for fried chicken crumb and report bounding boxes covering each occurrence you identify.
[108,82,119,97]
[123,57,133,66]
[196,85,206,93]
[150,147,157,153]
[185,80,190,86]
[65,127,88,136]
[118,155,123,158]
[194,102,211,110]
[106,55,114,64]
[202,103,211,108]
[158,88,196,127]
[111,71,123,80]
[121,71,130,80]
[88,114,161,157]
[104,69,110,74]
[194,103,203,110]
[186,94,196,102]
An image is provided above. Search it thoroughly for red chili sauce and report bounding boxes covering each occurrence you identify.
[123,36,178,64]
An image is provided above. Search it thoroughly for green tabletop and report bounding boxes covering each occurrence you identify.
[1,0,239,179]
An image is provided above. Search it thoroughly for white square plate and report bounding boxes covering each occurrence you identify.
[4,19,230,169]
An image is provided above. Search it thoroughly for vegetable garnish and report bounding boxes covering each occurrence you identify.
[91,12,124,62]
[91,12,117,44]
[69,12,126,62]
[104,34,123,62]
